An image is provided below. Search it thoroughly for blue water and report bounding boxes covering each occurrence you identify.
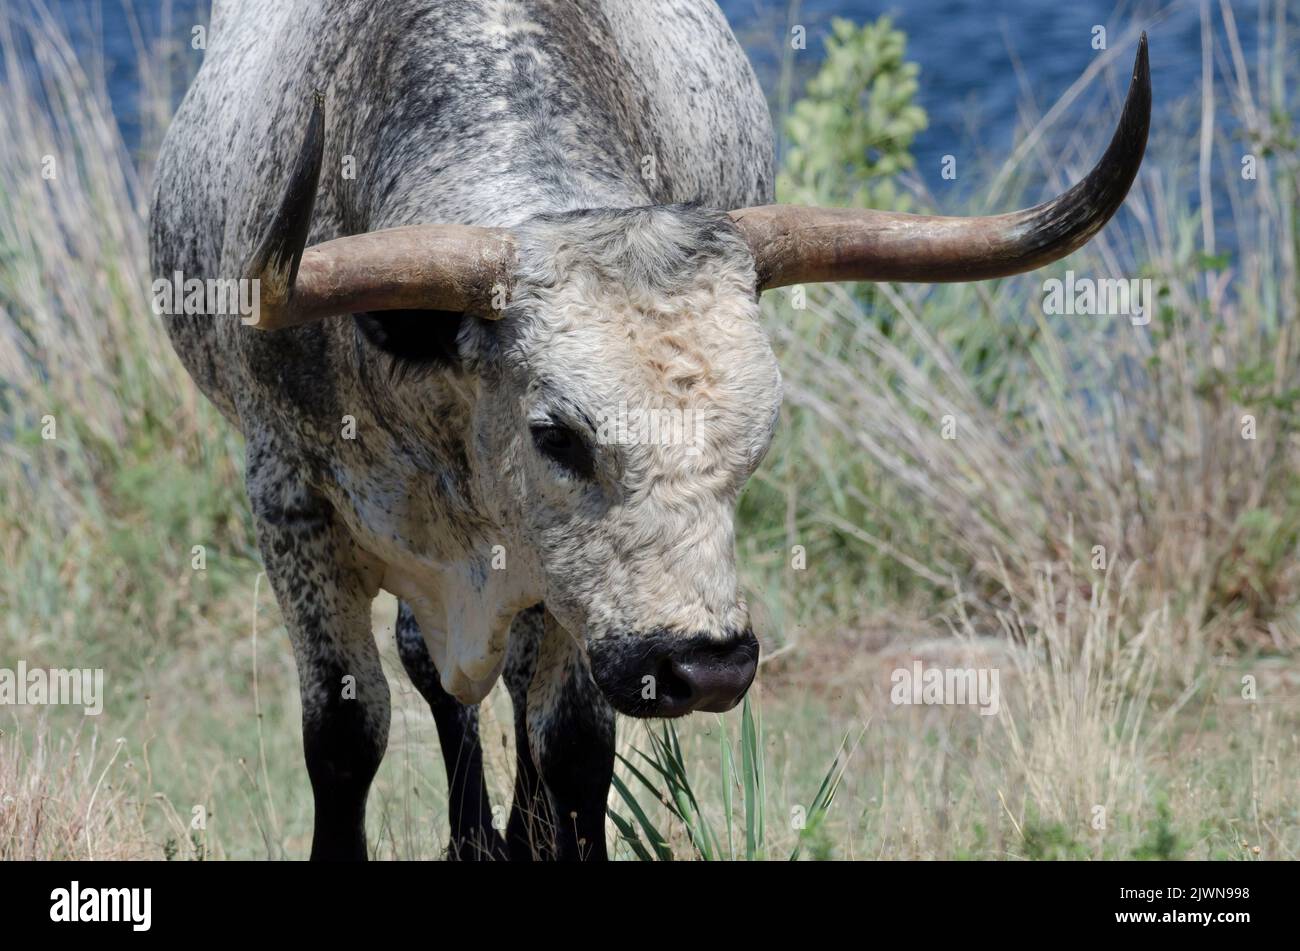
[31,0,1288,198]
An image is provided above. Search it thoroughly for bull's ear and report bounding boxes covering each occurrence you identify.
[354,309,465,377]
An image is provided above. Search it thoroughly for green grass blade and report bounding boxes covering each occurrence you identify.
[741,697,759,860]
[608,810,656,862]
[610,771,673,861]
[720,720,736,860]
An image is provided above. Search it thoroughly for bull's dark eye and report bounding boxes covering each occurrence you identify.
[531,423,595,480]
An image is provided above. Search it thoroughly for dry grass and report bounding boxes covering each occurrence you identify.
[0,721,159,860]
[617,560,1298,860]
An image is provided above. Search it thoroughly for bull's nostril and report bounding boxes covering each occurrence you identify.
[656,655,695,707]
[665,658,701,704]
[663,635,759,714]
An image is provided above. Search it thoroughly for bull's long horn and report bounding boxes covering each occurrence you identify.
[730,33,1151,290]
[245,95,513,331]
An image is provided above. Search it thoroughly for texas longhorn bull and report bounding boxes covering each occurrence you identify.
[150,0,1149,860]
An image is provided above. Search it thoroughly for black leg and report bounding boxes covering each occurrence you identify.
[503,606,554,860]
[395,602,507,860]
[513,608,615,862]
[248,453,390,862]
[301,663,385,861]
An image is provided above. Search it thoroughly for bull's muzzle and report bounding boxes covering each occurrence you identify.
[588,628,760,718]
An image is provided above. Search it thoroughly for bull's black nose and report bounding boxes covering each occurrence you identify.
[588,629,760,718]
[660,635,759,714]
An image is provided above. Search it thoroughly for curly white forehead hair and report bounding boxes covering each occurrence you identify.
[466,205,782,672]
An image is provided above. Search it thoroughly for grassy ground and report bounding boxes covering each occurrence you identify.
[1,2,1298,860]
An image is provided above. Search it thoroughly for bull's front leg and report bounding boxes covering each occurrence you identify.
[394,601,507,860]
[506,607,615,861]
[502,605,551,859]
[249,454,389,861]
